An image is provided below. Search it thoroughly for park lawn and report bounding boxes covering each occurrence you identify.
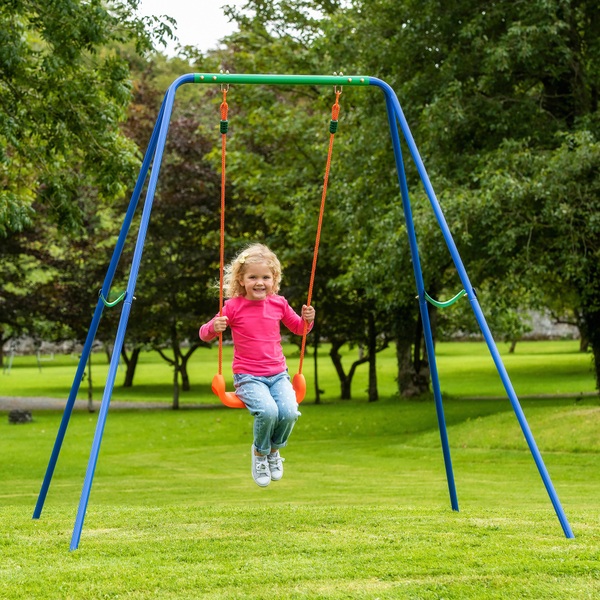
[1,339,597,404]
[1,392,599,599]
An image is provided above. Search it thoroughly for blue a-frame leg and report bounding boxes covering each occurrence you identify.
[34,73,573,550]
[32,99,167,521]
[382,93,459,512]
[372,77,574,539]
[68,80,189,550]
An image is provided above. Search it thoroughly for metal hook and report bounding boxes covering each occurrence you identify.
[333,71,343,95]
[220,69,230,92]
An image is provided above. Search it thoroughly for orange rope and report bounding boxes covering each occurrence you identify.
[218,88,229,376]
[297,90,341,375]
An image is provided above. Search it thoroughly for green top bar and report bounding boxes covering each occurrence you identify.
[193,73,371,86]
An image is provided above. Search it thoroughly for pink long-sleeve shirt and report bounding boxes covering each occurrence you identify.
[199,295,313,376]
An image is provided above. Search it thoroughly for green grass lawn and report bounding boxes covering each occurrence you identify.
[1,339,597,404]
[1,341,599,598]
[1,399,599,598]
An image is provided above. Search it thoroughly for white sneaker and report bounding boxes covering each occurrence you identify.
[267,451,285,481]
[251,445,271,487]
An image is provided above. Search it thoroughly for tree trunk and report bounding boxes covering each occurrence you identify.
[395,334,413,397]
[413,313,431,395]
[172,366,180,410]
[395,307,430,398]
[367,311,378,402]
[181,355,191,392]
[591,341,600,395]
[171,332,182,409]
[153,340,200,407]
[121,347,141,388]
[1,332,14,371]
[582,308,600,393]
[313,319,321,404]
[330,340,374,400]
[179,343,200,393]
[330,341,352,400]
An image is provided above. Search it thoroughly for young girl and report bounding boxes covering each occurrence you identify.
[199,244,315,487]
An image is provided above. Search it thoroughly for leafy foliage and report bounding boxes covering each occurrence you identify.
[0,0,173,235]
[3,0,600,400]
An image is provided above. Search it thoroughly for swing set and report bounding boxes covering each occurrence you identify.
[32,73,574,550]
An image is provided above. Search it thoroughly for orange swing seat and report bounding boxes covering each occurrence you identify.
[211,373,306,409]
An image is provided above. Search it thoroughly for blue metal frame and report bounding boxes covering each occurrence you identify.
[370,76,573,538]
[382,92,459,512]
[34,73,573,550]
[32,98,167,521]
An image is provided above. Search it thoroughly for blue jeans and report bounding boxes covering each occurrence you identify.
[233,371,301,456]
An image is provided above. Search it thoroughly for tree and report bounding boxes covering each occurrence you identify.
[210,0,600,399]
[387,0,600,387]
[208,2,423,399]
[122,78,235,407]
[0,213,58,366]
[0,0,174,235]
[325,0,600,390]
[475,133,600,384]
[222,0,493,399]
[0,190,126,401]
[0,1,173,372]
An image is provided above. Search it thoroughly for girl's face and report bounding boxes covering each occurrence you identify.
[238,262,274,300]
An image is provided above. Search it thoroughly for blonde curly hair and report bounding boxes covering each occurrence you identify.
[224,243,282,298]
